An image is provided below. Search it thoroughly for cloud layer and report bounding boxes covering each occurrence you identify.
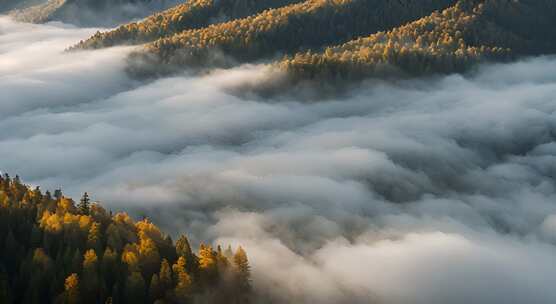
[2,16,556,303]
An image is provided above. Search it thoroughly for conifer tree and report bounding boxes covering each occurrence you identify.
[63,273,81,304]
[101,247,118,290]
[175,235,193,258]
[148,274,162,302]
[159,258,173,292]
[54,189,63,201]
[198,244,217,286]
[233,246,251,294]
[174,269,192,302]
[82,249,99,303]
[124,272,146,304]
[87,222,102,253]
[78,192,90,215]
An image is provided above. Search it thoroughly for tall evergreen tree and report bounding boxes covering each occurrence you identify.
[233,246,251,295]
[78,192,90,215]
[63,273,81,304]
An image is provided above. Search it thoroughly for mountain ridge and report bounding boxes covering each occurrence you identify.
[68,0,556,81]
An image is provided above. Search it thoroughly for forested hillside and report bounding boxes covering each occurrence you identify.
[68,0,556,80]
[73,0,305,49]
[281,0,556,79]
[120,0,458,74]
[10,0,173,26]
[0,174,251,304]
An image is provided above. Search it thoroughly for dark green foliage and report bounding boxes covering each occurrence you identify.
[126,0,457,73]
[9,0,168,26]
[78,192,90,215]
[0,174,251,304]
[72,0,306,50]
[280,0,556,80]
[70,0,556,80]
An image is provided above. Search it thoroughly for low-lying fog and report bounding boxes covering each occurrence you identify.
[2,16,556,304]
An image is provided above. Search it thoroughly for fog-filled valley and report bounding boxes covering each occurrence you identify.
[2,14,556,303]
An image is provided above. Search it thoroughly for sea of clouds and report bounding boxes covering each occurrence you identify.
[2,16,556,304]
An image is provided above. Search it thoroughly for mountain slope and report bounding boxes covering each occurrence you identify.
[0,174,252,303]
[73,0,305,49]
[123,0,456,74]
[69,0,556,80]
[10,0,173,26]
[279,0,556,80]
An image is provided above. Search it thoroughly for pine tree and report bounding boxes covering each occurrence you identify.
[174,269,192,302]
[63,273,81,304]
[176,235,199,277]
[3,229,20,275]
[82,249,99,303]
[198,244,217,286]
[233,246,251,294]
[78,192,90,215]
[148,274,162,302]
[53,189,63,201]
[124,272,146,304]
[101,247,118,290]
[159,258,173,291]
[138,237,160,280]
[175,235,193,258]
[87,222,102,254]
[71,249,83,274]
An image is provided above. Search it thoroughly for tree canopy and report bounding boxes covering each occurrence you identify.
[0,174,251,304]
[280,0,556,80]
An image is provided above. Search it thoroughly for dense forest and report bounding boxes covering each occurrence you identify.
[60,0,556,80]
[9,0,173,26]
[121,0,458,74]
[73,0,306,49]
[281,0,556,79]
[0,174,251,304]
[8,0,556,79]
[93,0,554,80]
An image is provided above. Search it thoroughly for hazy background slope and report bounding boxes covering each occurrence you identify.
[9,0,181,26]
[2,15,556,304]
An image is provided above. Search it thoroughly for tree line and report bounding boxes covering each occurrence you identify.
[279,0,556,80]
[122,0,456,74]
[70,0,556,80]
[0,174,251,304]
[72,0,305,50]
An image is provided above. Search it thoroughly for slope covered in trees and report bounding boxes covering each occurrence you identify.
[73,0,305,49]
[67,0,556,80]
[0,174,251,304]
[10,0,173,26]
[280,0,556,79]
[121,0,457,74]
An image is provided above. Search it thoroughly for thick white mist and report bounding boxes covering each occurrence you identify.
[2,15,556,304]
